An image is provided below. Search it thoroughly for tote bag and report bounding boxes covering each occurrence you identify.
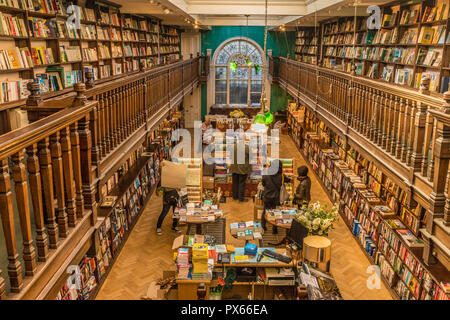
[279,175,290,203]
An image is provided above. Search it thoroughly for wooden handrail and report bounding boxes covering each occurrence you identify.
[272,55,450,272]
[0,56,201,299]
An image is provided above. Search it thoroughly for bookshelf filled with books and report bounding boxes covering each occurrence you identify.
[297,0,450,95]
[294,26,320,65]
[287,105,450,300]
[0,0,182,107]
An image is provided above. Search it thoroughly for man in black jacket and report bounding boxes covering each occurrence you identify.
[229,135,253,202]
[261,159,284,234]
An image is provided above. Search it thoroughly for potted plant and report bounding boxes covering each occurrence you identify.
[294,201,339,236]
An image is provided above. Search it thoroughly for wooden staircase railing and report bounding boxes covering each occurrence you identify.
[0,57,201,299]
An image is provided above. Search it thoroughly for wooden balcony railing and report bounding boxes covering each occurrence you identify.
[0,57,201,299]
[270,56,450,267]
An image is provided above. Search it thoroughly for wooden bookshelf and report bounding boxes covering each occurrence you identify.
[296,0,450,95]
[0,0,182,107]
[294,26,320,65]
[287,107,450,300]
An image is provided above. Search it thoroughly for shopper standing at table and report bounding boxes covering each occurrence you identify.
[261,159,287,234]
[294,165,311,209]
[156,187,181,235]
[229,133,252,202]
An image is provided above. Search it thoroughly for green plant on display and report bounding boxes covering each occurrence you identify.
[294,201,339,236]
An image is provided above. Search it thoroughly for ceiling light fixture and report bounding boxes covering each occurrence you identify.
[163,7,171,14]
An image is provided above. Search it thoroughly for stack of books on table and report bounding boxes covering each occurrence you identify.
[176,247,190,279]
[230,221,264,240]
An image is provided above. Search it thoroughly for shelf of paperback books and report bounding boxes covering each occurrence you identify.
[287,108,449,300]
[0,0,181,106]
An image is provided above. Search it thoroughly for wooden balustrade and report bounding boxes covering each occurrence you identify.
[0,57,200,299]
[0,99,97,296]
[271,56,450,269]
[272,57,444,182]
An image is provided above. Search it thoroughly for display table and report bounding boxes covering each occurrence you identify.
[175,247,295,300]
[266,219,291,246]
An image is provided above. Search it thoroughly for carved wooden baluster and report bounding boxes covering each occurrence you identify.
[50,132,68,237]
[134,82,139,129]
[406,101,416,166]
[90,106,99,167]
[70,122,84,219]
[126,83,132,136]
[0,158,23,292]
[26,144,49,261]
[364,87,371,136]
[79,114,97,223]
[121,85,127,139]
[99,93,107,157]
[410,100,427,172]
[422,111,433,176]
[356,84,362,131]
[117,86,124,141]
[371,89,378,143]
[110,89,117,149]
[60,127,76,227]
[403,99,413,163]
[390,96,399,155]
[38,138,58,248]
[129,83,134,129]
[394,98,404,159]
[11,151,37,276]
[385,94,393,151]
[0,271,5,300]
[378,91,385,146]
[140,80,145,125]
[104,90,111,154]
[427,118,437,181]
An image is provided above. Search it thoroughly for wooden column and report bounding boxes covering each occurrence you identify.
[0,159,23,292]
[442,92,450,225]
[79,112,97,225]
[422,111,433,177]
[11,151,37,276]
[423,113,449,264]
[50,132,68,238]
[60,126,77,227]
[26,144,49,262]
[38,138,58,248]
[70,122,84,219]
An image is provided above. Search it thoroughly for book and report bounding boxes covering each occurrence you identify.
[396,229,424,248]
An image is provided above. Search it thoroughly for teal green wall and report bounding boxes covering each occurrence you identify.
[200,26,295,118]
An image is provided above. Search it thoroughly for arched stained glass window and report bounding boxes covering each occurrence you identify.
[214,39,263,106]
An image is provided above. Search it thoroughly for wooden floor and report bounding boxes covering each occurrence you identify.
[96,134,392,300]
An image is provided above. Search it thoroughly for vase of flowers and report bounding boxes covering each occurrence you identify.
[294,201,339,237]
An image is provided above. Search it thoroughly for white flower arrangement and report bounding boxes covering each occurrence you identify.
[294,201,339,236]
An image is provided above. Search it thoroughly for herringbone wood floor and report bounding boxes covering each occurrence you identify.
[96,134,392,300]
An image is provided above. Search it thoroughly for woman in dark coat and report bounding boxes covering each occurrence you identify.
[294,165,311,208]
[261,159,290,234]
